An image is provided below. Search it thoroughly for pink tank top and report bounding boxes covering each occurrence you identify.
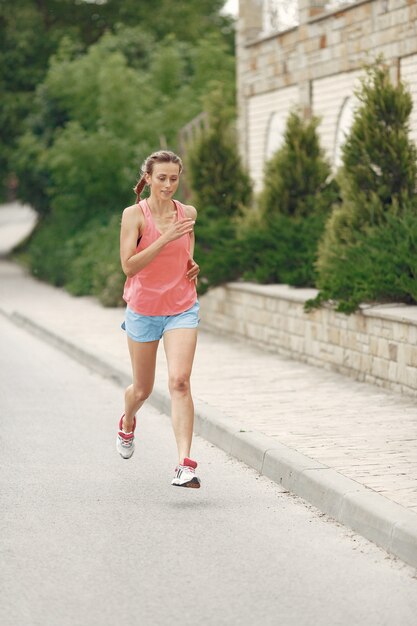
[123,199,197,315]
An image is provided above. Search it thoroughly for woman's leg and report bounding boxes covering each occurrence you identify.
[123,337,159,432]
[163,328,198,463]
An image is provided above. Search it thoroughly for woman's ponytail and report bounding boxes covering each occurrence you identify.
[134,175,146,203]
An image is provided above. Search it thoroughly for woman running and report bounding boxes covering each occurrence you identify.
[118,150,201,488]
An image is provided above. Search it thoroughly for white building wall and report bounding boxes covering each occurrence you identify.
[312,70,362,165]
[238,1,417,179]
[247,85,298,192]
[400,54,417,147]
[245,54,417,195]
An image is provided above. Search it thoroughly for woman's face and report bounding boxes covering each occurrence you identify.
[146,162,180,201]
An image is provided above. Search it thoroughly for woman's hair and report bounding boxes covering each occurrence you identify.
[134,150,183,202]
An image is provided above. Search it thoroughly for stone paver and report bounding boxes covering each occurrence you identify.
[1,260,417,514]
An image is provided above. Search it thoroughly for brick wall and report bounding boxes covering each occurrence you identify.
[201,283,417,397]
[237,0,417,189]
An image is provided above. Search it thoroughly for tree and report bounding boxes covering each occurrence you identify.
[186,86,252,293]
[259,110,334,218]
[14,23,236,216]
[187,87,252,217]
[241,110,338,287]
[11,18,236,302]
[311,61,417,312]
[0,0,234,196]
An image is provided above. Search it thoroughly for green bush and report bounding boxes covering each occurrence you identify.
[26,218,74,286]
[309,207,417,313]
[241,211,329,287]
[193,207,242,294]
[26,213,125,305]
[259,111,335,218]
[240,110,338,287]
[45,121,134,233]
[312,61,417,312]
[12,127,52,217]
[66,215,125,306]
[187,88,253,294]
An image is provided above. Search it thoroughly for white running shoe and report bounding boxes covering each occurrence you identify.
[171,457,201,488]
[116,414,136,459]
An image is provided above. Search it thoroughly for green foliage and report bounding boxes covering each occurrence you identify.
[307,207,417,313]
[314,61,417,312]
[15,24,236,219]
[241,212,329,287]
[11,130,51,217]
[26,218,73,286]
[66,215,125,307]
[341,63,416,222]
[9,8,236,304]
[189,32,236,95]
[0,1,54,195]
[259,111,334,217]
[45,122,134,233]
[27,213,125,306]
[102,0,234,49]
[239,109,338,288]
[187,88,252,217]
[194,207,242,295]
[186,88,253,294]
[1,0,234,193]
[0,0,99,192]
[190,107,338,293]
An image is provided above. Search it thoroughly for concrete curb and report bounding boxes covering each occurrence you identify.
[4,308,417,570]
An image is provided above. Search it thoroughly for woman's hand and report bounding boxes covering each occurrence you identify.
[186,258,200,282]
[162,218,195,243]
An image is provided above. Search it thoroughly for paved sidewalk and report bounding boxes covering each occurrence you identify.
[1,259,417,569]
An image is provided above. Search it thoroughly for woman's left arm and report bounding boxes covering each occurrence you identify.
[185,205,200,282]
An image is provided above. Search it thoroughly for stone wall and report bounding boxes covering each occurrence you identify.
[200,283,417,397]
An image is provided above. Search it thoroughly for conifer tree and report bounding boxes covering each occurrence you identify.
[259,110,334,218]
[186,86,252,292]
[187,87,252,217]
[312,60,417,312]
[241,110,338,287]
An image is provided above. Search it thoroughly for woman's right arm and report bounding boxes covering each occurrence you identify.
[120,205,195,278]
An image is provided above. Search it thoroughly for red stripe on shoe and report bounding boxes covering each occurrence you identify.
[183,457,197,469]
[118,414,136,433]
[118,430,134,441]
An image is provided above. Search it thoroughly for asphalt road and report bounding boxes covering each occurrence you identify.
[1,315,417,626]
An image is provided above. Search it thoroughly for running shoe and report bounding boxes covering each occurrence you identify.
[171,457,201,488]
[116,414,136,459]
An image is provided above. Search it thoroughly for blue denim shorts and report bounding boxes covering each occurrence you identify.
[121,301,200,343]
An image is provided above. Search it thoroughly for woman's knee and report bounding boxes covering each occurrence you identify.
[128,385,152,404]
[168,374,191,395]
